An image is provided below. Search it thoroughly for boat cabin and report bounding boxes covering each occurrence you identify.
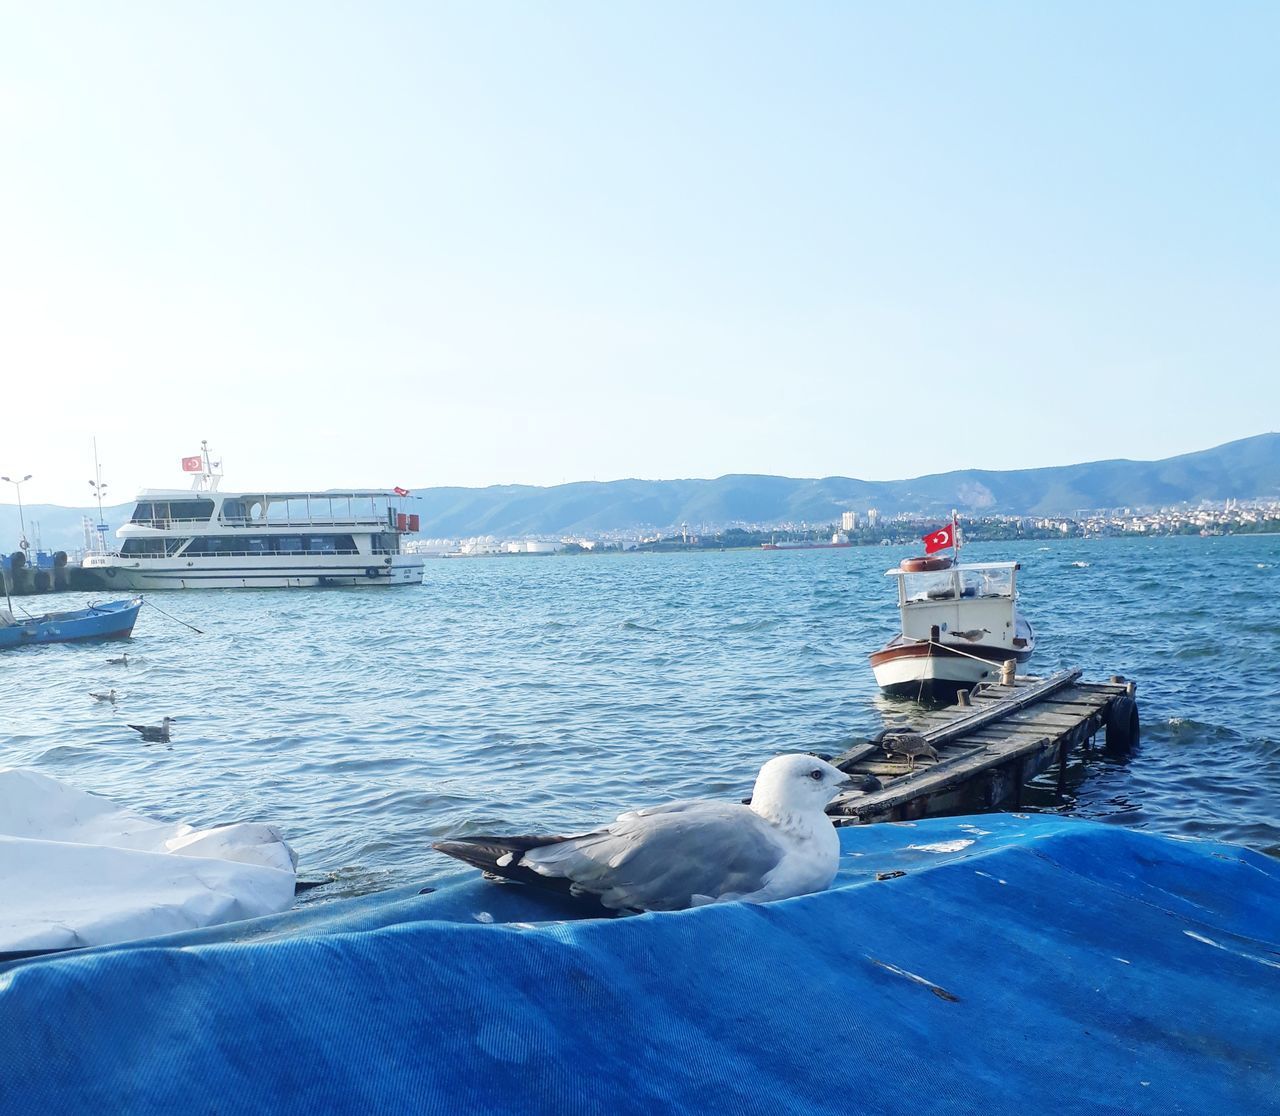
[887,559,1022,652]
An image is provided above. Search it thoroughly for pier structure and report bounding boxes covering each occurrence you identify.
[827,671,1139,824]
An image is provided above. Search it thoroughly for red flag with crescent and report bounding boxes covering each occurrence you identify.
[922,523,954,554]
[181,455,203,473]
[393,486,410,497]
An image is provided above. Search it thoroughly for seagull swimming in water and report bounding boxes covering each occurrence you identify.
[127,717,175,744]
[433,754,853,912]
[106,653,129,667]
[89,689,117,704]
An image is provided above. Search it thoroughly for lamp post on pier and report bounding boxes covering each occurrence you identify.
[1,474,32,550]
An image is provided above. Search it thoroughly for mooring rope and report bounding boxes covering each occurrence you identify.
[901,633,1014,667]
[142,597,204,635]
[904,634,1016,703]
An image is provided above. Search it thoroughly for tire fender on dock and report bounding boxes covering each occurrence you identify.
[1105,696,1140,753]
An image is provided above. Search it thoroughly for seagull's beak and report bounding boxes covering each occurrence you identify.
[836,773,857,789]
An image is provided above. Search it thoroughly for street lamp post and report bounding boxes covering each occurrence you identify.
[89,478,108,518]
[1,474,32,550]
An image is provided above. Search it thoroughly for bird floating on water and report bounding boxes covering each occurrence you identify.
[434,754,853,912]
[106,653,129,667]
[89,689,117,703]
[881,732,939,771]
[127,717,175,744]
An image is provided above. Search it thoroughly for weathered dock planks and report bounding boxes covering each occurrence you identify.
[827,671,1139,825]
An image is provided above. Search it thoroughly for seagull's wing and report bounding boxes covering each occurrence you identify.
[519,800,788,911]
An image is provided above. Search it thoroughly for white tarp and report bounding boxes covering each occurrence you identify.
[0,767,298,952]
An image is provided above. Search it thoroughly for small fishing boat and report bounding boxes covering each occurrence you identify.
[0,597,142,649]
[869,518,1034,700]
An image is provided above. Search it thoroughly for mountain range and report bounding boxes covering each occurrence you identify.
[4,434,1278,551]
[402,433,1280,536]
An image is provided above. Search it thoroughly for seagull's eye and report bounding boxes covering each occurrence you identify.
[809,769,824,781]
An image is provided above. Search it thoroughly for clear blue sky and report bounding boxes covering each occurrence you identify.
[2,2,1276,505]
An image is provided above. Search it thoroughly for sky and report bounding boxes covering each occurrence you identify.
[2,2,1277,507]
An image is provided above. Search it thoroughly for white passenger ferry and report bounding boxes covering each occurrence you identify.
[83,450,424,590]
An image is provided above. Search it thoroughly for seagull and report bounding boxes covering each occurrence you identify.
[127,717,175,744]
[89,689,117,703]
[433,754,853,912]
[106,653,129,667]
[881,733,939,771]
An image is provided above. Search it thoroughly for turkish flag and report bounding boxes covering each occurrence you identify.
[181,455,203,472]
[393,486,410,497]
[922,523,954,554]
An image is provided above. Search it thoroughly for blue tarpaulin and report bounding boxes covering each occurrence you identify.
[2,813,1277,1115]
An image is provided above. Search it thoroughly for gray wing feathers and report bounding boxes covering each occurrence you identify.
[520,801,785,911]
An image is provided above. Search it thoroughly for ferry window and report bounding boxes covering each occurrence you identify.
[265,499,313,523]
[167,500,215,521]
[130,503,156,524]
[220,500,247,522]
[274,536,303,553]
[246,538,268,555]
[184,537,235,556]
[121,538,168,556]
[306,535,336,553]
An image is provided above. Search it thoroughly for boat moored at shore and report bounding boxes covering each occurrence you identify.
[84,490,424,590]
[870,555,1035,699]
[0,597,142,648]
[869,515,1036,701]
[82,451,424,590]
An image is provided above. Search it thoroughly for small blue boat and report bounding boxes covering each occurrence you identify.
[0,597,142,649]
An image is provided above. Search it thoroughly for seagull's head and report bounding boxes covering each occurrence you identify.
[751,754,852,821]
[161,717,176,724]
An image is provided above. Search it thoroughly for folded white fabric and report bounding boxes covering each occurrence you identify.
[0,767,298,952]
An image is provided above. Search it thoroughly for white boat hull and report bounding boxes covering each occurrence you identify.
[871,651,1001,697]
[83,554,424,590]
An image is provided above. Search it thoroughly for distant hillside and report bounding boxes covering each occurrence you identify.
[407,433,1280,537]
[4,434,1278,550]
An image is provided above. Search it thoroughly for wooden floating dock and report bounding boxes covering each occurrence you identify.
[826,670,1140,825]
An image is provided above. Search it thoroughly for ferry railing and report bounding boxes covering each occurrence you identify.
[129,516,393,530]
[114,548,377,559]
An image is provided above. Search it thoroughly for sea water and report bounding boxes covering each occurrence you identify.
[2,534,1276,900]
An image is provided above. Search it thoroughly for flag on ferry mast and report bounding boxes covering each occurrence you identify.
[181,455,203,473]
[922,523,954,554]
[393,486,410,497]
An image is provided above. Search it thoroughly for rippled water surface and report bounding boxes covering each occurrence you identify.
[3,535,1277,901]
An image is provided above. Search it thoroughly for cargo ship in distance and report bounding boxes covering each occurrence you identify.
[761,532,852,551]
[82,447,424,590]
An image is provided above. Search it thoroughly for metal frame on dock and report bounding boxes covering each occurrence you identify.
[827,671,1140,825]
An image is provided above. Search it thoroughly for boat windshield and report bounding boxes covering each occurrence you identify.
[904,571,957,601]
[959,567,1014,598]
[903,566,1015,603]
